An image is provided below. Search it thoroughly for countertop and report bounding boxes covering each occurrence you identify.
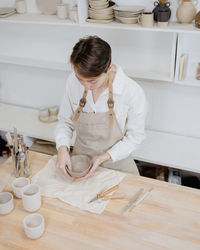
[0,151,200,250]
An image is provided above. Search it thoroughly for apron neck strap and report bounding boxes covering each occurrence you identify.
[72,89,88,122]
[107,72,114,125]
[73,72,115,124]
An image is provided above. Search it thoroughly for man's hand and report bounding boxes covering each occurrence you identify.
[56,146,73,179]
[75,153,111,181]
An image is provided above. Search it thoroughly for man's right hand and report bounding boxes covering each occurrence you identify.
[56,146,73,179]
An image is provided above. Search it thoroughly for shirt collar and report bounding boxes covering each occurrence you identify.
[112,64,126,96]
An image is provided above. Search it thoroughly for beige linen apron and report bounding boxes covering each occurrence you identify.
[72,75,139,175]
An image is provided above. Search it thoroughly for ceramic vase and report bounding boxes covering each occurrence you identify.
[176,0,197,24]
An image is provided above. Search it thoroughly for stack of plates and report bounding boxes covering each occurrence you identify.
[114,5,145,24]
[0,8,16,18]
[88,0,115,23]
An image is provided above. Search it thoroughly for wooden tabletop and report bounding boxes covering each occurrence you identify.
[0,151,200,250]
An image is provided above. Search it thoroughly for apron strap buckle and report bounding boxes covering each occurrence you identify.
[107,98,114,109]
[79,98,86,108]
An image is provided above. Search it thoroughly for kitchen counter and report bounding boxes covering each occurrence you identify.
[0,151,200,250]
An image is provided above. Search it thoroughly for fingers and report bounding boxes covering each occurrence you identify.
[56,162,73,179]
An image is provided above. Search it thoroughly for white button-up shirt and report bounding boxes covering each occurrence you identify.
[55,64,147,162]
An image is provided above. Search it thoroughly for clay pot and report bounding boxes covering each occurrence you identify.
[176,0,197,24]
[153,1,171,22]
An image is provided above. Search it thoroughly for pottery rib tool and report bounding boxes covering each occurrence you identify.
[88,184,119,203]
[121,188,143,215]
[129,187,153,212]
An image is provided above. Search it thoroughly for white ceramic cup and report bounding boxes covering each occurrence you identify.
[22,184,41,212]
[12,177,30,198]
[23,213,45,239]
[56,4,69,19]
[0,192,14,215]
[138,12,154,28]
[69,10,78,23]
[39,108,49,121]
[49,106,58,121]
[16,0,27,14]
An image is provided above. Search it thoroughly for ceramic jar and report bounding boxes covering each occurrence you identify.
[153,1,171,22]
[176,0,197,24]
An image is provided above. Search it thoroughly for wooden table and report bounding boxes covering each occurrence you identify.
[0,152,200,250]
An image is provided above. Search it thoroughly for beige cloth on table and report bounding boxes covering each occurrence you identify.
[31,155,125,214]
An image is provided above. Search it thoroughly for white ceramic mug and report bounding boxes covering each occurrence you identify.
[16,0,27,14]
[56,4,69,19]
[23,213,45,239]
[138,12,154,28]
[22,184,41,212]
[0,192,14,215]
[12,177,30,198]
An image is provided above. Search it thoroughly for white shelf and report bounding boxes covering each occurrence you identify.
[0,55,71,71]
[0,13,78,26]
[134,129,200,174]
[81,21,200,34]
[0,13,199,34]
[124,69,171,82]
[0,103,56,142]
[175,78,200,87]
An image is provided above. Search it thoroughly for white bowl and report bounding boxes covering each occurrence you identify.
[24,213,45,239]
[113,5,145,13]
[115,16,139,24]
[0,192,14,215]
[12,177,30,198]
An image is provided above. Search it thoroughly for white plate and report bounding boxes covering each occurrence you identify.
[113,5,145,13]
[36,0,61,15]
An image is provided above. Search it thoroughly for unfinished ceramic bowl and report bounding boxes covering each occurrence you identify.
[68,155,91,178]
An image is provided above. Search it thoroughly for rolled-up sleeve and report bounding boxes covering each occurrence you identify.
[54,81,74,150]
[107,86,147,162]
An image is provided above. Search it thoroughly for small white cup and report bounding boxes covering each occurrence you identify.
[56,4,69,19]
[22,184,41,212]
[23,213,45,239]
[12,177,30,198]
[69,10,78,23]
[0,192,14,215]
[16,0,27,14]
[39,108,49,122]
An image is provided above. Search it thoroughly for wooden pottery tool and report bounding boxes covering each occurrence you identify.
[88,184,119,203]
[121,188,143,215]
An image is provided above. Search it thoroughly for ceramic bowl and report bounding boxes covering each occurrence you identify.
[24,213,45,239]
[115,16,139,24]
[0,192,14,215]
[12,177,30,198]
[67,155,91,178]
[89,0,108,7]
